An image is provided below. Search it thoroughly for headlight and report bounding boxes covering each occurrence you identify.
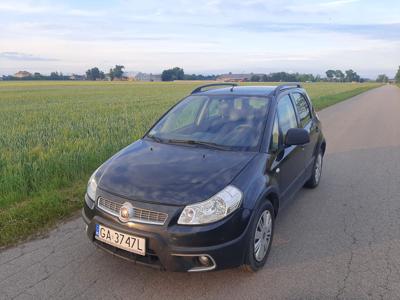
[178,185,243,225]
[86,170,98,201]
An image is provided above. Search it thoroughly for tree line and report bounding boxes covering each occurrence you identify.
[85,65,126,80]
[161,67,217,81]
[325,69,361,82]
[3,65,400,83]
[160,67,366,82]
[2,72,71,81]
[250,72,317,82]
[1,65,126,81]
[396,67,400,83]
[376,66,400,83]
[161,66,400,83]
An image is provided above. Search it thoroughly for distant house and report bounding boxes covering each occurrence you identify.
[14,71,32,78]
[69,74,85,80]
[113,76,129,81]
[122,71,137,81]
[216,73,253,82]
[150,74,162,82]
[135,72,162,82]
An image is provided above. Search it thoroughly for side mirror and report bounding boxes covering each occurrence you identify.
[285,128,310,146]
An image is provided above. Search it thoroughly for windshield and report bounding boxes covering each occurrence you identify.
[147,94,269,151]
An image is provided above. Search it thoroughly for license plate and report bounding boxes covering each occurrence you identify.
[95,224,146,256]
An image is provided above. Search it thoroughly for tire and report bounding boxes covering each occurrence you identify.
[241,201,275,272]
[304,148,323,188]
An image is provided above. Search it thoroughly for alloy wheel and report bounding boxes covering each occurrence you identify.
[314,153,323,184]
[254,210,272,262]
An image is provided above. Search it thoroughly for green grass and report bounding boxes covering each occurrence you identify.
[0,81,381,247]
[310,85,380,110]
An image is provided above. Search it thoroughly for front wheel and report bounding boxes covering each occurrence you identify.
[241,201,274,272]
[304,149,323,188]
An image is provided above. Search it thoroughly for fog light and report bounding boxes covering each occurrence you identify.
[198,255,211,266]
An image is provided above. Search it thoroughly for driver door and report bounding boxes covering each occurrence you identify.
[269,94,305,202]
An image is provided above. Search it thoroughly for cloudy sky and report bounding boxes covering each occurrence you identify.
[0,0,399,78]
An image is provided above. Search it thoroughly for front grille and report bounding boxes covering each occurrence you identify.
[98,197,123,213]
[97,196,168,225]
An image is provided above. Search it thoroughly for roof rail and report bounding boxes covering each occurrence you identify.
[274,83,302,95]
[191,83,238,94]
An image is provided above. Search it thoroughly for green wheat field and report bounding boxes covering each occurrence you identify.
[0,81,381,246]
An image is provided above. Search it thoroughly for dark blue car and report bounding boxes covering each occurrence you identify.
[82,83,326,272]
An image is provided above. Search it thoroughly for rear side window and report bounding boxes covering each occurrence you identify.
[292,93,311,127]
[277,95,298,141]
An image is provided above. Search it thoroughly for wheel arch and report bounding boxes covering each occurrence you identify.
[320,139,327,156]
[265,191,279,217]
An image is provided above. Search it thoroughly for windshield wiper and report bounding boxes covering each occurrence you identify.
[166,139,229,150]
[146,134,164,143]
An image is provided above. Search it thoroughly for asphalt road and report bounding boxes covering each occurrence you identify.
[1,85,400,300]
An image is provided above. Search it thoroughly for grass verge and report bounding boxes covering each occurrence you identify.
[0,182,84,248]
[312,85,380,110]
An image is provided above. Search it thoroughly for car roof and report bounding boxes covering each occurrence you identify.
[192,85,302,97]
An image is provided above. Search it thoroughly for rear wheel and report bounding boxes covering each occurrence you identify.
[241,201,274,272]
[304,149,323,188]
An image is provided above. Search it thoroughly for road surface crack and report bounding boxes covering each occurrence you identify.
[335,207,358,299]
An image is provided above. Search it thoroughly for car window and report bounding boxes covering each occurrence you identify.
[277,95,298,141]
[292,93,311,127]
[208,99,220,117]
[148,95,269,151]
[270,115,280,152]
[162,97,204,131]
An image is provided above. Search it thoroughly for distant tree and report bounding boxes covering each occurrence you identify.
[395,66,400,83]
[335,70,345,82]
[161,67,184,81]
[250,74,260,82]
[183,73,217,80]
[345,69,360,82]
[50,72,60,80]
[270,72,296,82]
[86,67,105,80]
[261,74,269,82]
[326,70,336,81]
[297,73,315,82]
[109,65,125,80]
[376,74,389,83]
[161,70,172,81]
[33,72,43,80]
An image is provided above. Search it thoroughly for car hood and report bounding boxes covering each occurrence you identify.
[97,139,255,206]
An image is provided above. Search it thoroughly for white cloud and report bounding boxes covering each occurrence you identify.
[285,0,360,14]
[0,51,57,61]
[0,2,53,13]
[0,0,399,77]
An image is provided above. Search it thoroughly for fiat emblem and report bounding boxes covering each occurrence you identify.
[119,202,134,223]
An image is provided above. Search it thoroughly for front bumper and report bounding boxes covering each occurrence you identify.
[82,193,252,272]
